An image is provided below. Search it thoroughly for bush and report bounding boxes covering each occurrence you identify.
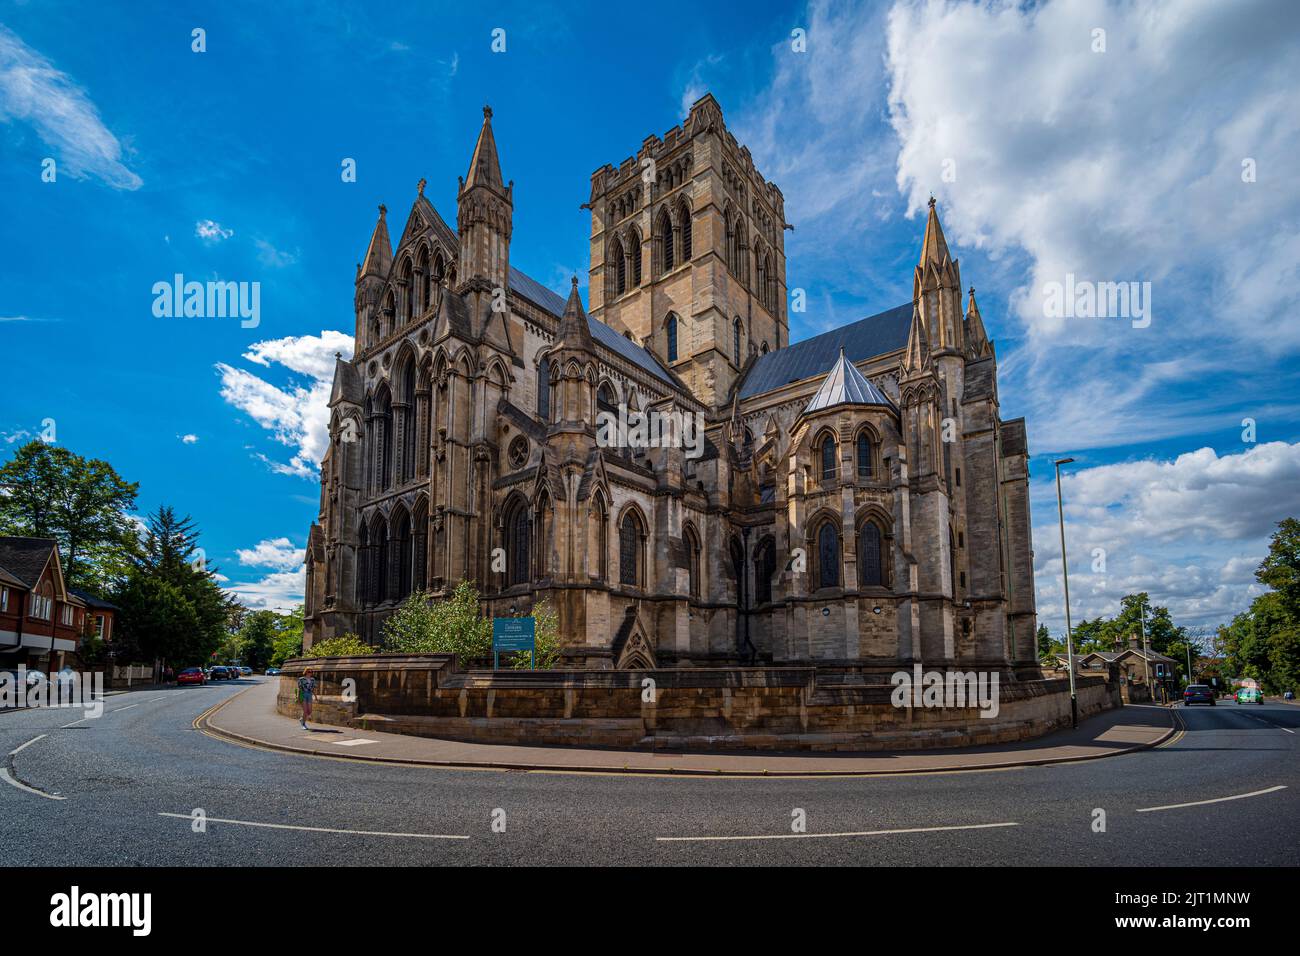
[305,633,374,659]
[510,599,560,669]
[381,581,491,659]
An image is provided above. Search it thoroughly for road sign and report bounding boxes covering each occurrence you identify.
[493,617,536,669]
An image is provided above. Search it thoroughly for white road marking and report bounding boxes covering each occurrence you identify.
[9,734,47,756]
[147,696,169,702]
[111,703,140,713]
[157,812,468,840]
[333,738,378,747]
[657,821,1020,842]
[1136,785,1288,813]
[60,716,95,727]
[1241,713,1295,734]
[0,767,66,801]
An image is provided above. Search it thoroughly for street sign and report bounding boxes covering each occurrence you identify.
[492,617,536,670]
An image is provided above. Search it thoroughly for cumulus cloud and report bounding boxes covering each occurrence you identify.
[195,219,234,242]
[0,25,142,189]
[179,433,198,444]
[216,330,353,479]
[224,569,304,612]
[1032,441,1300,632]
[236,536,306,572]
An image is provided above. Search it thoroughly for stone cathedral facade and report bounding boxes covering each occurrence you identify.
[304,94,1040,674]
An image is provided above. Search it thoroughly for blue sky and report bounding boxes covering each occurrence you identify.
[2,0,1298,633]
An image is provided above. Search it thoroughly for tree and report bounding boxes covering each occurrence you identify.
[1257,518,1300,620]
[270,606,305,667]
[305,633,373,658]
[1035,624,1053,660]
[381,581,491,659]
[237,611,279,670]
[0,440,139,591]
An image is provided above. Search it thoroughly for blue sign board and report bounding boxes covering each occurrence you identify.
[492,617,536,669]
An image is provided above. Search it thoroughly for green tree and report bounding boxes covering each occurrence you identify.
[305,633,373,658]
[381,581,491,659]
[1257,517,1300,620]
[510,599,559,669]
[270,605,305,666]
[1035,624,1053,660]
[237,611,279,670]
[0,440,139,591]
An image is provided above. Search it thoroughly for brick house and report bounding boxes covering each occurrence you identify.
[0,537,86,674]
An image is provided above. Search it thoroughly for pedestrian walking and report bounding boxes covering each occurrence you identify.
[297,668,316,729]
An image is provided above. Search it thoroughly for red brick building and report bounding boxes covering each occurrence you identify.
[0,537,87,674]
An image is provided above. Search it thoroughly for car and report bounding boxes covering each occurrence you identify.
[1183,684,1216,706]
[240,666,253,677]
[176,667,206,686]
[265,667,281,676]
[208,666,231,681]
[0,668,49,691]
[1235,687,1264,704]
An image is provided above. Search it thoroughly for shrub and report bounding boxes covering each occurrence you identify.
[305,633,374,658]
[381,581,491,659]
[510,599,560,669]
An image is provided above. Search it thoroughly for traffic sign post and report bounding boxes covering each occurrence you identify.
[492,617,536,670]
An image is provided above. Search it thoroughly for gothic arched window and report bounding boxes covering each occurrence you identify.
[817,521,840,589]
[628,227,642,286]
[505,497,531,586]
[611,236,626,296]
[657,208,674,274]
[400,260,413,325]
[857,432,873,478]
[860,521,883,587]
[820,434,837,482]
[684,522,701,598]
[733,318,742,365]
[593,495,608,582]
[537,357,550,420]
[755,536,776,605]
[356,523,370,607]
[620,511,643,587]
[666,313,678,363]
[678,200,692,264]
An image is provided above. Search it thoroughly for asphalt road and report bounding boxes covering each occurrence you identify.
[1,680,1296,866]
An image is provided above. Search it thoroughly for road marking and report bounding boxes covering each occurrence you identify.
[111,703,140,713]
[9,734,47,756]
[1136,785,1288,813]
[657,821,1019,842]
[147,696,169,702]
[0,767,66,801]
[1241,713,1295,734]
[157,812,468,840]
[61,715,95,728]
[333,738,378,747]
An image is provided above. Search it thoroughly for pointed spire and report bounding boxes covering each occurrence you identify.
[918,195,953,270]
[359,204,392,279]
[555,277,595,352]
[804,347,894,415]
[965,286,992,358]
[902,303,932,375]
[464,105,504,191]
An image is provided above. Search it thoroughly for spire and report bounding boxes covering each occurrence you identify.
[555,277,595,352]
[804,347,893,415]
[359,204,392,279]
[464,105,504,191]
[902,302,933,375]
[918,195,951,268]
[965,286,992,358]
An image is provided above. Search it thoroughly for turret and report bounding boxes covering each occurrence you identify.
[355,204,392,350]
[457,106,513,297]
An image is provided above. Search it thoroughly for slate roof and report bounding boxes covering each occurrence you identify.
[506,267,675,385]
[738,302,913,399]
[68,588,118,611]
[0,537,57,589]
[803,348,895,415]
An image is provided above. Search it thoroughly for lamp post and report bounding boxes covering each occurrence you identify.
[1054,457,1078,728]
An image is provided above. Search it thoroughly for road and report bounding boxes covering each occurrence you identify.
[2,680,1296,866]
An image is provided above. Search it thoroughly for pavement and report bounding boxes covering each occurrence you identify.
[204,678,1179,775]
[2,678,1296,865]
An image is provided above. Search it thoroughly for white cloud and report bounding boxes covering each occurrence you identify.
[179,433,198,444]
[254,238,299,268]
[216,330,353,479]
[225,569,304,612]
[0,25,142,189]
[236,536,305,572]
[1032,441,1300,633]
[195,219,234,242]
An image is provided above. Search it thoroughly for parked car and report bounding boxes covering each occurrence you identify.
[1183,684,1216,706]
[265,667,281,676]
[0,668,49,691]
[208,666,231,681]
[1235,687,1264,704]
[176,667,206,686]
[240,666,253,677]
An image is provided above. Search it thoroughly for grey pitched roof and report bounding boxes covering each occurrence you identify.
[0,537,57,589]
[738,302,913,399]
[507,267,674,385]
[68,587,117,611]
[803,348,895,415]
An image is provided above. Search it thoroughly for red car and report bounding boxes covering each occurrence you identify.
[176,667,206,686]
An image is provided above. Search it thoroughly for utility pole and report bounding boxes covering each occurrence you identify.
[1138,597,1153,703]
[1054,458,1077,728]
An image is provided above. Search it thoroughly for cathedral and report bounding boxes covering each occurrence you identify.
[303,94,1040,674]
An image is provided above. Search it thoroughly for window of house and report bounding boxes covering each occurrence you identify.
[0,587,7,612]
[61,604,73,626]
[95,615,106,639]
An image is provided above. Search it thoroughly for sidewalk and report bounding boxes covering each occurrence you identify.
[202,679,1180,776]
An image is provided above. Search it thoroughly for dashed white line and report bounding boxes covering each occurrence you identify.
[9,734,47,756]
[1241,713,1295,734]
[157,812,468,840]
[657,821,1020,842]
[1136,785,1288,813]
[111,703,141,713]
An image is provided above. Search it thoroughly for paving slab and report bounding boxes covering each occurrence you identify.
[201,679,1180,776]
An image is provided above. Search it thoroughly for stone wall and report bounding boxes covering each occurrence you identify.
[278,654,1120,752]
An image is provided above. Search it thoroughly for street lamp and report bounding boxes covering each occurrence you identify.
[1054,457,1077,728]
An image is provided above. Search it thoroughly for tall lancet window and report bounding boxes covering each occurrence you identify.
[666,314,678,363]
[860,522,883,587]
[537,358,550,420]
[818,521,840,589]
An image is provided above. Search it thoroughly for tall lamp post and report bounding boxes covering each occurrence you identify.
[1054,457,1078,728]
